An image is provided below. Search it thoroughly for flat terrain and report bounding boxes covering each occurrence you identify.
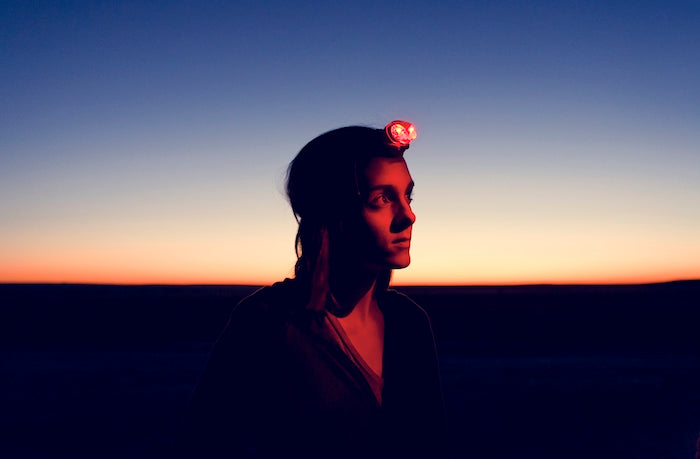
[2,282,699,458]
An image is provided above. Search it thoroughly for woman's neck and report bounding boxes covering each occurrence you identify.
[328,265,378,318]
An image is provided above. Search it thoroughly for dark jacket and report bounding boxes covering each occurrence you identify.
[175,279,448,458]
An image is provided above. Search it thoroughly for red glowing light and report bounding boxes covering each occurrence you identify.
[385,120,417,147]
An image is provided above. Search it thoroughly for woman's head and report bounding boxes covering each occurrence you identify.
[286,122,417,307]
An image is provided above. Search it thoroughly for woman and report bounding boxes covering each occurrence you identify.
[175,121,448,458]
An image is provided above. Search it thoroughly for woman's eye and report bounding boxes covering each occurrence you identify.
[369,194,391,208]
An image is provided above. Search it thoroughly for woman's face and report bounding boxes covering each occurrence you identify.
[349,156,416,271]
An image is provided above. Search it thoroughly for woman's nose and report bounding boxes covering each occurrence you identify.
[393,199,416,231]
[403,202,416,226]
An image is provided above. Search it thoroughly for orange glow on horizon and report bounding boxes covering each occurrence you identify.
[2,225,699,286]
[2,263,697,287]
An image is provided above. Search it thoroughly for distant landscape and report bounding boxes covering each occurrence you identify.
[2,281,700,458]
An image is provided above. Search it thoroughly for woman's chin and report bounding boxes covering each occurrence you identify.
[388,254,411,270]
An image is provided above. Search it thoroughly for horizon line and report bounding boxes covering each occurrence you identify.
[2,279,699,288]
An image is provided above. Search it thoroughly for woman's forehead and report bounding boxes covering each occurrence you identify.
[362,156,413,187]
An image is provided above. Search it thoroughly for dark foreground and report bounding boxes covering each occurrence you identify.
[2,282,700,458]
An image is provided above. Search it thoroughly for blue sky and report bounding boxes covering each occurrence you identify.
[2,0,699,284]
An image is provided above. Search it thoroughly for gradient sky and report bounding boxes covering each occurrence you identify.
[2,0,699,285]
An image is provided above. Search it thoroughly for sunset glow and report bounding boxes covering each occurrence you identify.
[2,2,699,286]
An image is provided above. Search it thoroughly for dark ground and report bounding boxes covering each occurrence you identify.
[1,281,699,458]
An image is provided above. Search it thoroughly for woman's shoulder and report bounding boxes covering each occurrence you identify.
[380,288,432,325]
[381,287,423,309]
[381,289,440,361]
[234,278,307,316]
[216,278,308,344]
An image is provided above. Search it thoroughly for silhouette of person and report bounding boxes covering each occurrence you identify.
[174,122,448,458]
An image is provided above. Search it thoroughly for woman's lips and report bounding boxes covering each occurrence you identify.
[392,238,411,248]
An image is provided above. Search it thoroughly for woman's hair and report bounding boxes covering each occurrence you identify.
[286,125,405,311]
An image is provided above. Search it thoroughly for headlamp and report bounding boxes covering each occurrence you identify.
[385,120,417,148]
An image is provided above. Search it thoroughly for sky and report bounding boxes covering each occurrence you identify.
[1,0,699,285]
